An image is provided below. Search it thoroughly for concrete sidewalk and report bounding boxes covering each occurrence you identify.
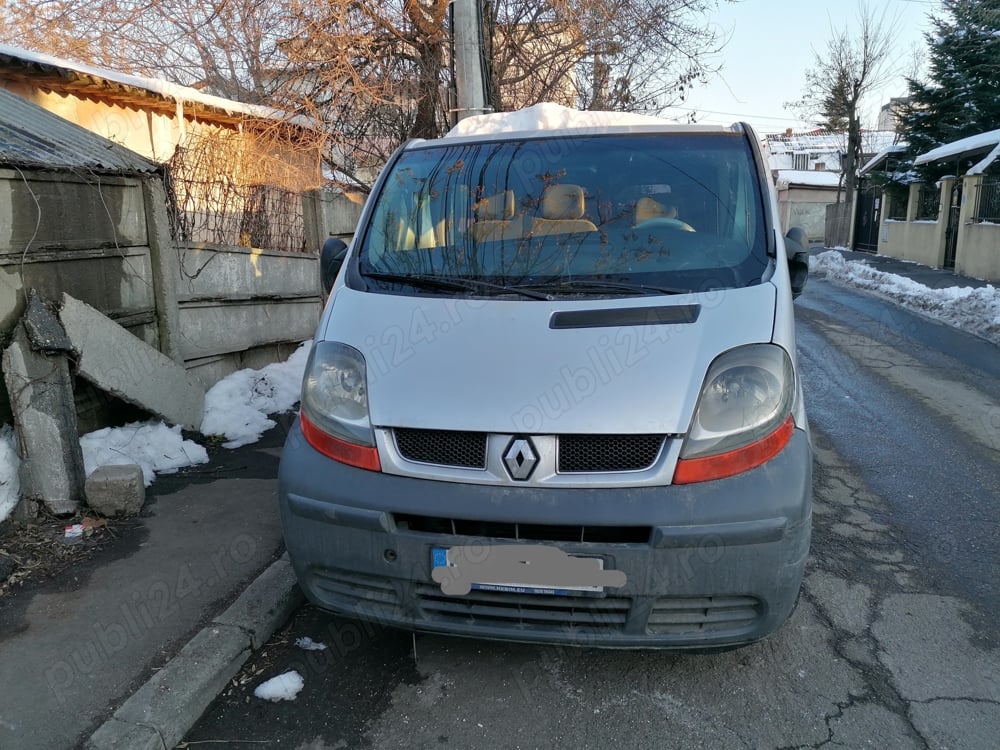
[0,415,298,750]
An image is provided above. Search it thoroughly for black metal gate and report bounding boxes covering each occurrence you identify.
[853,184,882,252]
[943,182,962,269]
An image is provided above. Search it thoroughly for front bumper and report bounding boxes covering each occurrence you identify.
[278,421,812,649]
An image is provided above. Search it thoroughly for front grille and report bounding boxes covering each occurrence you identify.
[558,434,665,473]
[394,428,487,468]
[310,567,403,619]
[416,583,631,632]
[646,595,762,635]
[394,513,652,544]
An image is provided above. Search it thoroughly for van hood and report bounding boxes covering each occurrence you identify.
[322,284,777,435]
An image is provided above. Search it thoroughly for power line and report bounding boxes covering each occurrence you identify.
[658,104,808,125]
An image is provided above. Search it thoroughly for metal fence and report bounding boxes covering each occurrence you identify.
[886,189,909,220]
[164,129,310,253]
[914,184,941,220]
[974,176,1000,222]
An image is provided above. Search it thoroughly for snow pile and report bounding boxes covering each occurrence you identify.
[0,341,312,516]
[447,102,672,138]
[810,250,1000,344]
[201,341,312,448]
[80,422,209,487]
[254,671,304,702]
[0,426,20,523]
[295,637,327,651]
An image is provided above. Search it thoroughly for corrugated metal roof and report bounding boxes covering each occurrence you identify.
[0,88,158,173]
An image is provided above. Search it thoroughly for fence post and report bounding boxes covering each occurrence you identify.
[142,176,184,364]
[955,174,981,275]
[302,189,323,255]
[906,184,920,222]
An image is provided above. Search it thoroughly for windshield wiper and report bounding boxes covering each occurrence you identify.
[512,279,691,297]
[363,272,551,300]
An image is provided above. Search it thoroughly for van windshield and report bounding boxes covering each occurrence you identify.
[358,133,770,296]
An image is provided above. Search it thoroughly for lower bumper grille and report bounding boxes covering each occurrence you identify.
[310,567,403,619]
[416,583,631,632]
[646,595,762,635]
[394,513,651,544]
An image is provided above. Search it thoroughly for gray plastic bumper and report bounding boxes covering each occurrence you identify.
[278,421,812,649]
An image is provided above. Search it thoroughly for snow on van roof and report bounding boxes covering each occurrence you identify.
[445,102,684,138]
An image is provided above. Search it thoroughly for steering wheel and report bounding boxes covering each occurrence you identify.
[634,217,696,232]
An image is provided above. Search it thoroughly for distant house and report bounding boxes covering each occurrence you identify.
[773,169,844,243]
[877,97,912,133]
[765,129,901,247]
[0,43,325,253]
[766,131,843,173]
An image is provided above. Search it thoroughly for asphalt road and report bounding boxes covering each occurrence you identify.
[183,277,1000,750]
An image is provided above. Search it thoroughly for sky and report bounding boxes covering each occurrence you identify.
[658,0,942,134]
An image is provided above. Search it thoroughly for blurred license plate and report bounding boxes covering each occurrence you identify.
[430,546,608,596]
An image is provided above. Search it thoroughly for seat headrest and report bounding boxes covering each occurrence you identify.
[474,190,515,220]
[541,184,586,220]
[635,196,677,223]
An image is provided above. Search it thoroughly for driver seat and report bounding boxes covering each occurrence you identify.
[634,196,677,224]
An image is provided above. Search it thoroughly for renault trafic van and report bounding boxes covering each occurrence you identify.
[279,107,812,649]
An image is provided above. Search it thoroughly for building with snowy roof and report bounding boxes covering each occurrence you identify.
[0,43,326,253]
[0,59,332,434]
[871,129,1000,281]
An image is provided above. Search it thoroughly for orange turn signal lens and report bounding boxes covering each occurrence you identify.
[673,415,794,485]
[300,411,381,472]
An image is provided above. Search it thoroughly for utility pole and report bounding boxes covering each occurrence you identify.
[452,0,489,121]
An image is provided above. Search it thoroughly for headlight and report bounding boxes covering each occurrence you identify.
[680,344,794,460]
[300,341,373,447]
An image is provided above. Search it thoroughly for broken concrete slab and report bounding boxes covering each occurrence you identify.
[23,289,72,352]
[2,323,84,515]
[59,294,205,431]
[85,464,145,517]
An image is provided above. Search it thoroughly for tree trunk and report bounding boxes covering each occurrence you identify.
[409,38,445,140]
[840,107,861,247]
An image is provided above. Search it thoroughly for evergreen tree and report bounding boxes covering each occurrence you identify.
[818,69,851,132]
[900,0,1000,178]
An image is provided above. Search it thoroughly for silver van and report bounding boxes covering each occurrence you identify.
[279,116,812,649]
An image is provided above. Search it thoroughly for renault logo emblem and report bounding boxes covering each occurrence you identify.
[503,437,538,481]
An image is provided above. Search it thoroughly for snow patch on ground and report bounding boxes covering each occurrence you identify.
[254,671,304,702]
[201,341,311,448]
[809,250,1000,345]
[447,102,672,138]
[0,426,20,524]
[0,341,313,521]
[80,422,209,487]
[295,637,327,651]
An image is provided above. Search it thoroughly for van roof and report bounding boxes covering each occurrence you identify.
[408,103,746,150]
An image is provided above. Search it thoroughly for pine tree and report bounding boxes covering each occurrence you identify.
[818,69,851,133]
[900,0,1000,178]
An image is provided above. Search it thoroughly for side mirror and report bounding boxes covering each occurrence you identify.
[320,237,349,294]
[784,227,809,300]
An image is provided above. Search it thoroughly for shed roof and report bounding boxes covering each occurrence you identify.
[914,128,1000,173]
[774,169,844,189]
[0,87,158,173]
[0,43,315,130]
[859,143,908,176]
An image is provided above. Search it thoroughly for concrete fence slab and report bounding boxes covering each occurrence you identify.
[59,294,205,431]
